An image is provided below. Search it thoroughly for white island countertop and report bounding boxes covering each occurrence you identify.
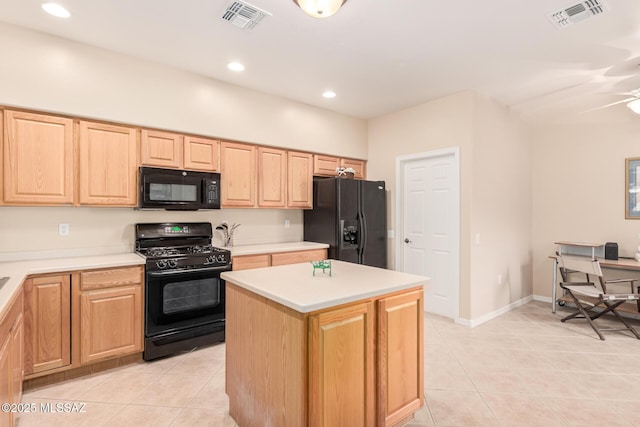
[228,241,329,257]
[221,260,429,313]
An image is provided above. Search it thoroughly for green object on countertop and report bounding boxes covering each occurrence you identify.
[311,260,332,276]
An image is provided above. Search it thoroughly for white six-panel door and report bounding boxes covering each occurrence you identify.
[397,148,459,319]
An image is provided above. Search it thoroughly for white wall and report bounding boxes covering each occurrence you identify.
[470,94,532,319]
[0,23,368,258]
[0,23,367,157]
[368,91,475,318]
[368,91,532,321]
[531,117,640,299]
[0,207,302,261]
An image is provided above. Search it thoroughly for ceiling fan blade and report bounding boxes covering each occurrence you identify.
[582,97,637,113]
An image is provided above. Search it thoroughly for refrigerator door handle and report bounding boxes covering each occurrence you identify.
[358,211,367,264]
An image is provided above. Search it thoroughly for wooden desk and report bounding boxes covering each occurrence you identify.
[600,258,640,270]
[550,255,640,313]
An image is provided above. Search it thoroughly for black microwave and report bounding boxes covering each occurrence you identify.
[139,167,221,210]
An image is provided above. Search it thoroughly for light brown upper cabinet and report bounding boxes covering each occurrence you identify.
[287,151,313,208]
[184,136,220,172]
[313,154,340,176]
[258,147,286,208]
[3,110,74,205]
[257,148,312,209]
[140,129,219,172]
[221,141,257,207]
[313,154,367,179]
[140,129,184,169]
[78,121,138,206]
[341,158,366,179]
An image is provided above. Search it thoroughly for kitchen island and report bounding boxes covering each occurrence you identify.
[221,260,428,427]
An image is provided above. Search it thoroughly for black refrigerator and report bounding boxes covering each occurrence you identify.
[304,177,387,268]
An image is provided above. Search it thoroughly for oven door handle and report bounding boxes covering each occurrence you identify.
[147,266,231,276]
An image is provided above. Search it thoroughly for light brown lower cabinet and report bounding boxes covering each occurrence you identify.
[0,332,11,427]
[10,309,24,405]
[231,254,271,271]
[75,266,143,365]
[271,249,326,266]
[226,283,424,427]
[377,289,424,426]
[232,248,328,271]
[309,301,376,427]
[23,266,143,379]
[78,286,142,365]
[24,274,71,375]
[0,288,24,427]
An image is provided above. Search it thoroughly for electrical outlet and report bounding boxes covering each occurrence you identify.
[59,223,69,236]
[284,219,290,229]
[387,230,394,239]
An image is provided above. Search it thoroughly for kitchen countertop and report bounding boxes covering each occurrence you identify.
[0,253,145,317]
[221,260,429,313]
[228,241,329,257]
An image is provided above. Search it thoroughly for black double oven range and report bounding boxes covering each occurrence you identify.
[135,222,231,361]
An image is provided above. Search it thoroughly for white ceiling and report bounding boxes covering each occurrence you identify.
[0,0,640,121]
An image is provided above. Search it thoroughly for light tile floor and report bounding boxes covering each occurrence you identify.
[16,301,640,426]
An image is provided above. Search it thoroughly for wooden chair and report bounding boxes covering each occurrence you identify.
[558,255,640,340]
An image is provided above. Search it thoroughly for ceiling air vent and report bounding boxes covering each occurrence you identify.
[548,0,608,29]
[222,1,271,30]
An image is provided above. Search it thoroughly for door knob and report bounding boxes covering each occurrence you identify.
[404,238,411,243]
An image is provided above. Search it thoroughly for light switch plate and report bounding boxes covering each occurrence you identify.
[59,223,69,236]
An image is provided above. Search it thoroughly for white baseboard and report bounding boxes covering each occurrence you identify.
[455,295,534,328]
[533,295,553,304]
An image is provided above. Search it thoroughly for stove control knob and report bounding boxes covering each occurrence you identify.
[217,255,227,263]
[156,260,167,269]
[206,256,215,264]
[167,259,178,268]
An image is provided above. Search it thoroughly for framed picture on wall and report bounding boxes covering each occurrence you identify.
[626,157,640,219]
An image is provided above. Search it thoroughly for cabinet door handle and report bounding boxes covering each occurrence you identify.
[404,238,411,244]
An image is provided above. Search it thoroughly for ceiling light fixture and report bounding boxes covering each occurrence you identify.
[41,3,71,18]
[293,0,347,18]
[227,62,245,72]
[323,91,336,98]
[627,99,640,114]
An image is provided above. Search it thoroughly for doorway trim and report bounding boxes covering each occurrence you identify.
[395,147,460,319]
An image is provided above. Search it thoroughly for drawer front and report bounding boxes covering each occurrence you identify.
[271,249,327,266]
[80,266,143,291]
[232,254,271,271]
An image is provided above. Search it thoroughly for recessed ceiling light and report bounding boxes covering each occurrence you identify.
[227,62,245,72]
[323,91,337,98]
[41,3,71,18]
